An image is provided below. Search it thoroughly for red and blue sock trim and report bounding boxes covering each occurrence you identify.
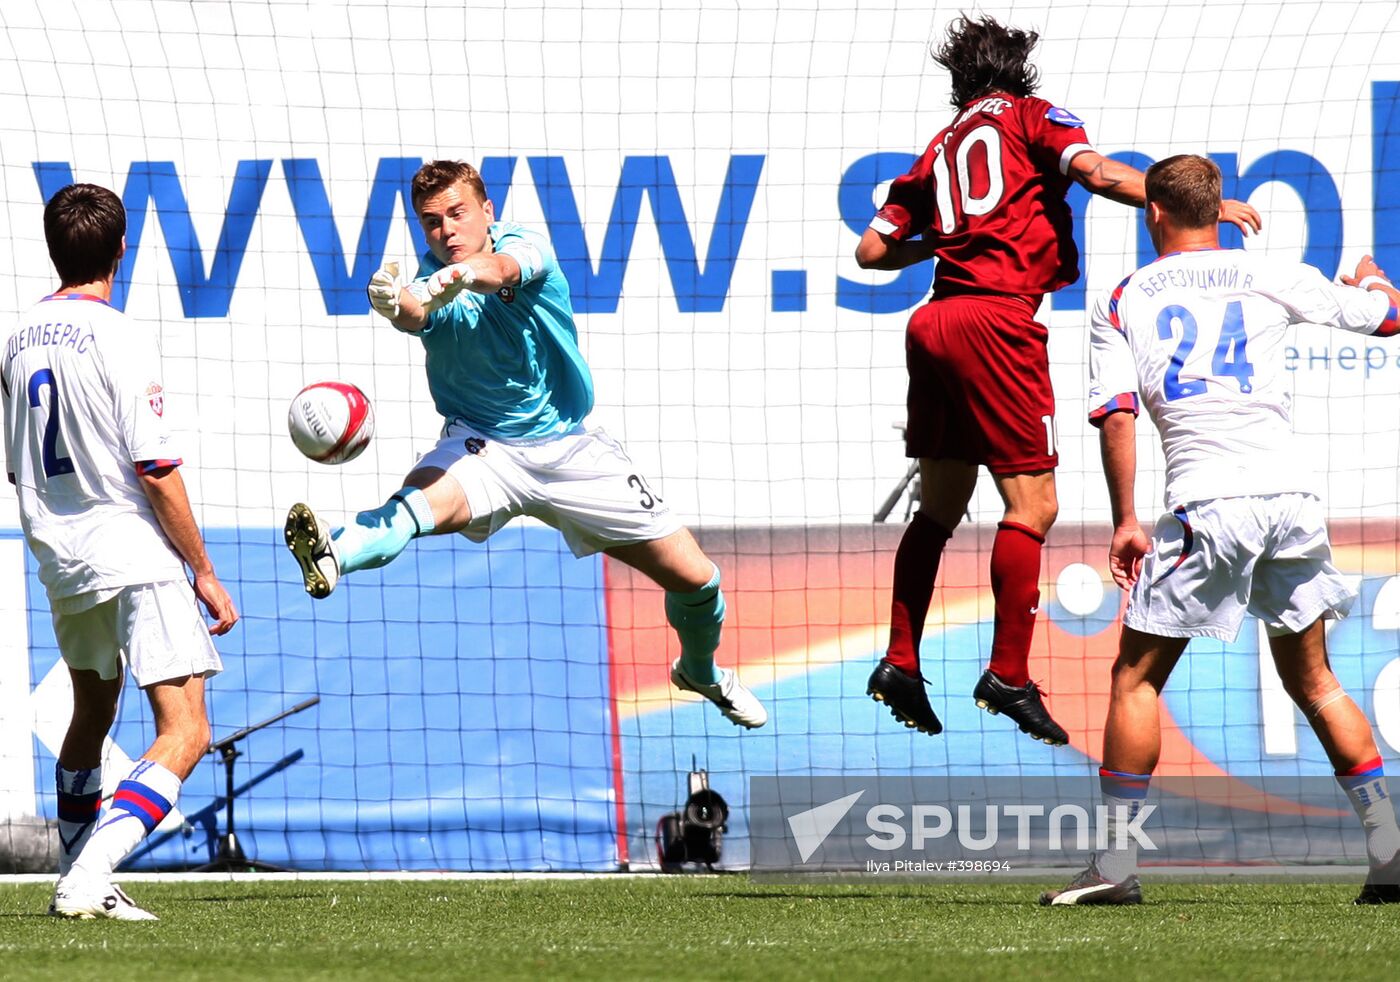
[1337,754,1385,786]
[1337,756,1387,806]
[110,780,173,833]
[1099,766,1152,800]
[56,789,102,824]
[55,762,103,853]
[1339,755,1385,779]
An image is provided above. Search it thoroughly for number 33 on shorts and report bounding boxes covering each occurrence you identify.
[628,473,662,510]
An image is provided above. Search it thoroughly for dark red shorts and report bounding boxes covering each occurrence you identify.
[904,294,1057,474]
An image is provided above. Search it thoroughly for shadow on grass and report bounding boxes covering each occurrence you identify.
[181,893,325,903]
[686,889,1029,903]
[682,889,1345,907]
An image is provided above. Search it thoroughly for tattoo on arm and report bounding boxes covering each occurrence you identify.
[1086,161,1122,190]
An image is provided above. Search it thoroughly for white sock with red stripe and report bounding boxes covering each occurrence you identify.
[69,759,181,880]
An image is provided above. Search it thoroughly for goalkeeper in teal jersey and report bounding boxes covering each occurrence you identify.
[285,159,765,728]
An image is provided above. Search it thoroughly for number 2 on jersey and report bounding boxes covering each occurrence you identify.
[27,368,75,478]
[1155,300,1254,400]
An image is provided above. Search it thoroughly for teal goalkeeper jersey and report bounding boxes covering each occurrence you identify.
[413,221,594,442]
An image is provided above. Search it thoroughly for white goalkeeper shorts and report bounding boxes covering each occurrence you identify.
[1123,492,1356,641]
[52,580,223,685]
[415,419,682,558]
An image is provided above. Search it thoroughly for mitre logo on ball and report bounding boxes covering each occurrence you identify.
[287,380,375,465]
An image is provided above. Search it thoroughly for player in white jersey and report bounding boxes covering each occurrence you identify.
[2,184,238,920]
[1041,155,1400,906]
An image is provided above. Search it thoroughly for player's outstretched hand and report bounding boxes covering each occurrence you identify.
[194,571,239,636]
[1108,523,1150,591]
[424,262,477,311]
[1340,254,1388,287]
[1219,198,1262,236]
[367,261,404,320]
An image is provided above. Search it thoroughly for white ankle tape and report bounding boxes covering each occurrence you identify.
[1308,688,1349,718]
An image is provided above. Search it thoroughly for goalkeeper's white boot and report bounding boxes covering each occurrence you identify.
[51,873,158,921]
[670,659,768,729]
[285,502,340,599]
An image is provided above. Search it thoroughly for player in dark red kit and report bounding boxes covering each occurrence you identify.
[858,14,1261,744]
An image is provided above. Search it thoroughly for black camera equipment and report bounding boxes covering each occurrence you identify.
[655,758,728,871]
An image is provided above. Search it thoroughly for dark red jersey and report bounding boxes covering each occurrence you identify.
[871,94,1095,302]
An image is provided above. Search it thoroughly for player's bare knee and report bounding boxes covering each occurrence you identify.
[1292,674,1348,718]
[917,501,955,529]
[172,718,211,775]
[405,467,469,529]
[1030,489,1059,532]
[1272,651,1335,704]
[1001,498,1057,536]
[71,699,119,737]
[1109,657,1157,697]
[192,714,212,754]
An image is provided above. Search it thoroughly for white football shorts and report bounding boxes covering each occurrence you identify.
[1124,492,1355,641]
[52,579,224,685]
[415,419,682,557]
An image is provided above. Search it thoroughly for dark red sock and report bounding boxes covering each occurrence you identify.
[987,520,1045,687]
[885,513,952,674]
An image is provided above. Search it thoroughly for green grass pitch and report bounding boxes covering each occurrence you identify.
[2,877,1397,981]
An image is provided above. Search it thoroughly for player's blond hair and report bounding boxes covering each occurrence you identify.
[411,160,489,212]
[1145,155,1222,229]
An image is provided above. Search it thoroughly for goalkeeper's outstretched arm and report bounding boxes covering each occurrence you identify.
[366,252,524,333]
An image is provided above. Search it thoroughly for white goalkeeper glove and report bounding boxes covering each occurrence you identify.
[367,261,404,320]
[424,262,477,311]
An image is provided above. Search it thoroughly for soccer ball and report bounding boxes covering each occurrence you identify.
[287,381,375,464]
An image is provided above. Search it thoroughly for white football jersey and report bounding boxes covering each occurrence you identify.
[1088,249,1393,509]
[2,294,186,602]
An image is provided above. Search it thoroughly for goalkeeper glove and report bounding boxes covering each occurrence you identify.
[367,261,404,319]
[424,262,476,311]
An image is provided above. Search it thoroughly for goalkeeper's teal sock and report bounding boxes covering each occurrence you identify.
[666,564,725,685]
[333,488,436,575]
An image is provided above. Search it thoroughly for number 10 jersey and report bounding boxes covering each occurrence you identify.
[871,93,1095,303]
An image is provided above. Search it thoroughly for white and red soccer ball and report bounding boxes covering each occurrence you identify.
[287,381,375,464]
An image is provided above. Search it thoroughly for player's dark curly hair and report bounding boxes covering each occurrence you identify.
[932,14,1041,107]
[412,160,489,212]
[44,183,125,287]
